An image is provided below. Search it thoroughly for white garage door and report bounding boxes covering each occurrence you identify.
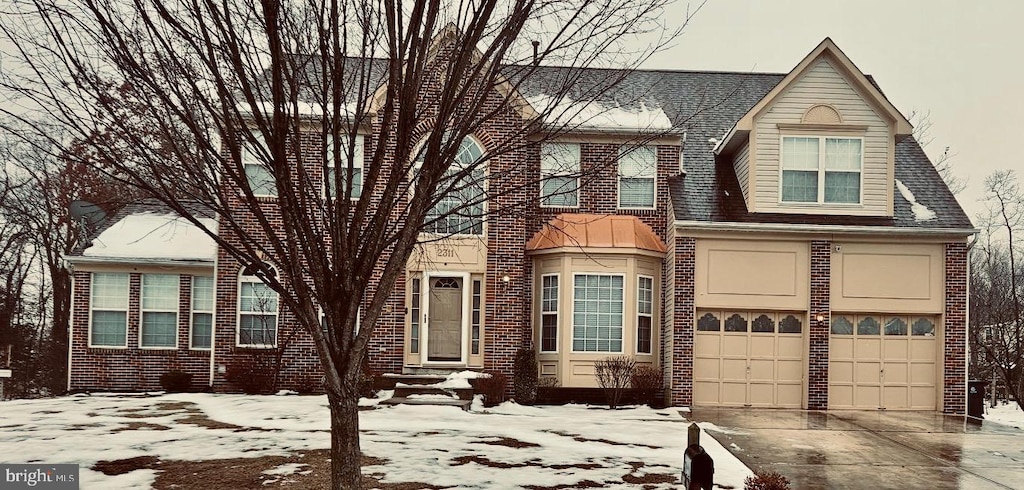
[829,314,938,410]
[694,311,804,408]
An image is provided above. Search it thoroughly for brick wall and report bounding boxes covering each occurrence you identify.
[69,271,212,392]
[807,240,832,410]
[943,242,968,414]
[669,236,695,406]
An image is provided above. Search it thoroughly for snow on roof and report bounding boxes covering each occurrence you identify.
[526,94,673,132]
[896,179,937,222]
[83,212,218,262]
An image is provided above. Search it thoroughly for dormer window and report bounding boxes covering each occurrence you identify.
[781,136,862,204]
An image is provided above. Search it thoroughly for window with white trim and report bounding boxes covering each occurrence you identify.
[410,278,421,353]
[572,274,623,352]
[140,274,179,348]
[618,146,656,209]
[416,137,485,235]
[781,136,861,204]
[191,276,214,349]
[238,266,278,346]
[242,131,277,197]
[636,276,653,354]
[326,134,364,199]
[90,272,129,347]
[540,275,559,352]
[540,143,580,207]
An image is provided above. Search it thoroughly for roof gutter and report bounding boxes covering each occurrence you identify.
[65,256,215,268]
[674,219,979,238]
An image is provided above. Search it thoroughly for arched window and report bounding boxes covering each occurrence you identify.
[415,136,485,235]
[238,264,279,347]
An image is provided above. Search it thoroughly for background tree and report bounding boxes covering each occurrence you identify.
[970,170,1024,411]
[1,0,701,487]
[909,109,966,195]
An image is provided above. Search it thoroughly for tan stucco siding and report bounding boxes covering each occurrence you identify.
[733,142,751,204]
[831,242,944,313]
[753,57,891,216]
[695,239,809,310]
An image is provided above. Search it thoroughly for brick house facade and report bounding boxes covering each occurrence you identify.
[66,38,975,413]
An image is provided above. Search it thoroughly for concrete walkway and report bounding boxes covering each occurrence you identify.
[685,408,1024,489]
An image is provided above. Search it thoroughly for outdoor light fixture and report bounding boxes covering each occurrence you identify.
[816,314,825,323]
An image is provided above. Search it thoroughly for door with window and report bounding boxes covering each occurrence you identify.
[427,277,463,362]
[829,314,938,410]
[693,310,805,408]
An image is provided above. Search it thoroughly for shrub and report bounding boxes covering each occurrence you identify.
[224,354,277,394]
[594,356,635,408]
[538,377,560,388]
[631,364,664,407]
[476,370,508,407]
[159,370,192,393]
[513,348,539,405]
[358,355,378,398]
[744,470,791,490]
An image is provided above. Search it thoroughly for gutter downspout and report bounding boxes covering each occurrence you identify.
[964,233,979,416]
[66,260,75,393]
[209,253,220,389]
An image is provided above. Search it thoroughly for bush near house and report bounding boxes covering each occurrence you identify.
[159,370,193,393]
[513,348,539,405]
[595,356,635,409]
[630,364,664,408]
[224,353,278,394]
[476,370,508,407]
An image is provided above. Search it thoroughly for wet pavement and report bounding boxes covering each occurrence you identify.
[685,408,1024,489]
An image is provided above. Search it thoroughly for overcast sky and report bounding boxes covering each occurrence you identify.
[646,0,1023,223]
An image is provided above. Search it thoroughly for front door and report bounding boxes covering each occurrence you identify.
[428,277,463,362]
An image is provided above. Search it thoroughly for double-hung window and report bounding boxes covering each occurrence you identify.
[191,276,214,349]
[636,276,653,354]
[141,274,179,348]
[540,143,580,207]
[572,274,624,352]
[618,146,657,209]
[781,136,862,204]
[540,275,559,352]
[242,131,277,197]
[90,272,129,347]
[325,134,364,199]
[238,269,278,347]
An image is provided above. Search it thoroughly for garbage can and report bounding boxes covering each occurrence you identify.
[968,380,988,419]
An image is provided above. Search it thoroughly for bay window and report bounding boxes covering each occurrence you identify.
[572,274,624,352]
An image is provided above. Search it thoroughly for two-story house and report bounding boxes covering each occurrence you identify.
[65,38,974,413]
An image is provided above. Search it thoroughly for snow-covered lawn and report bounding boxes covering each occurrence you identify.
[986,401,1024,428]
[0,393,751,489]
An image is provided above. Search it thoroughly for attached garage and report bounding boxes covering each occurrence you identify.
[693,310,805,408]
[828,314,939,410]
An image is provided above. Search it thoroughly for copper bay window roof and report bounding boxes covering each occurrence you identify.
[526,214,667,253]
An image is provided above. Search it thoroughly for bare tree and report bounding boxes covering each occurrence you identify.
[1,0,700,486]
[909,109,966,195]
[971,170,1024,411]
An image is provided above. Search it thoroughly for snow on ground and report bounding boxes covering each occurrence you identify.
[986,402,1024,428]
[0,392,753,489]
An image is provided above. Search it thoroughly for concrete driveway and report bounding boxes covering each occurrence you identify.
[685,408,1024,489]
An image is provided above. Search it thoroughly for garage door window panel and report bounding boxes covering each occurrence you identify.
[911,317,935,336]
[751,314,775,333]
[779,314,802,334]
[857,316,880,335]
[885,317,908,336]
[831,315,854,335]
[724,313,748,332]
[697,312,720,331]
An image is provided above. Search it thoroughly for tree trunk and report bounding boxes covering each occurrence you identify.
[328,384,362,489]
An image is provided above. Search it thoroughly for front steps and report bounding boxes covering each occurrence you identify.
[377,373,478,411]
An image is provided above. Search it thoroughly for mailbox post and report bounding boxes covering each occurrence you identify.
[682,423,714,490]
